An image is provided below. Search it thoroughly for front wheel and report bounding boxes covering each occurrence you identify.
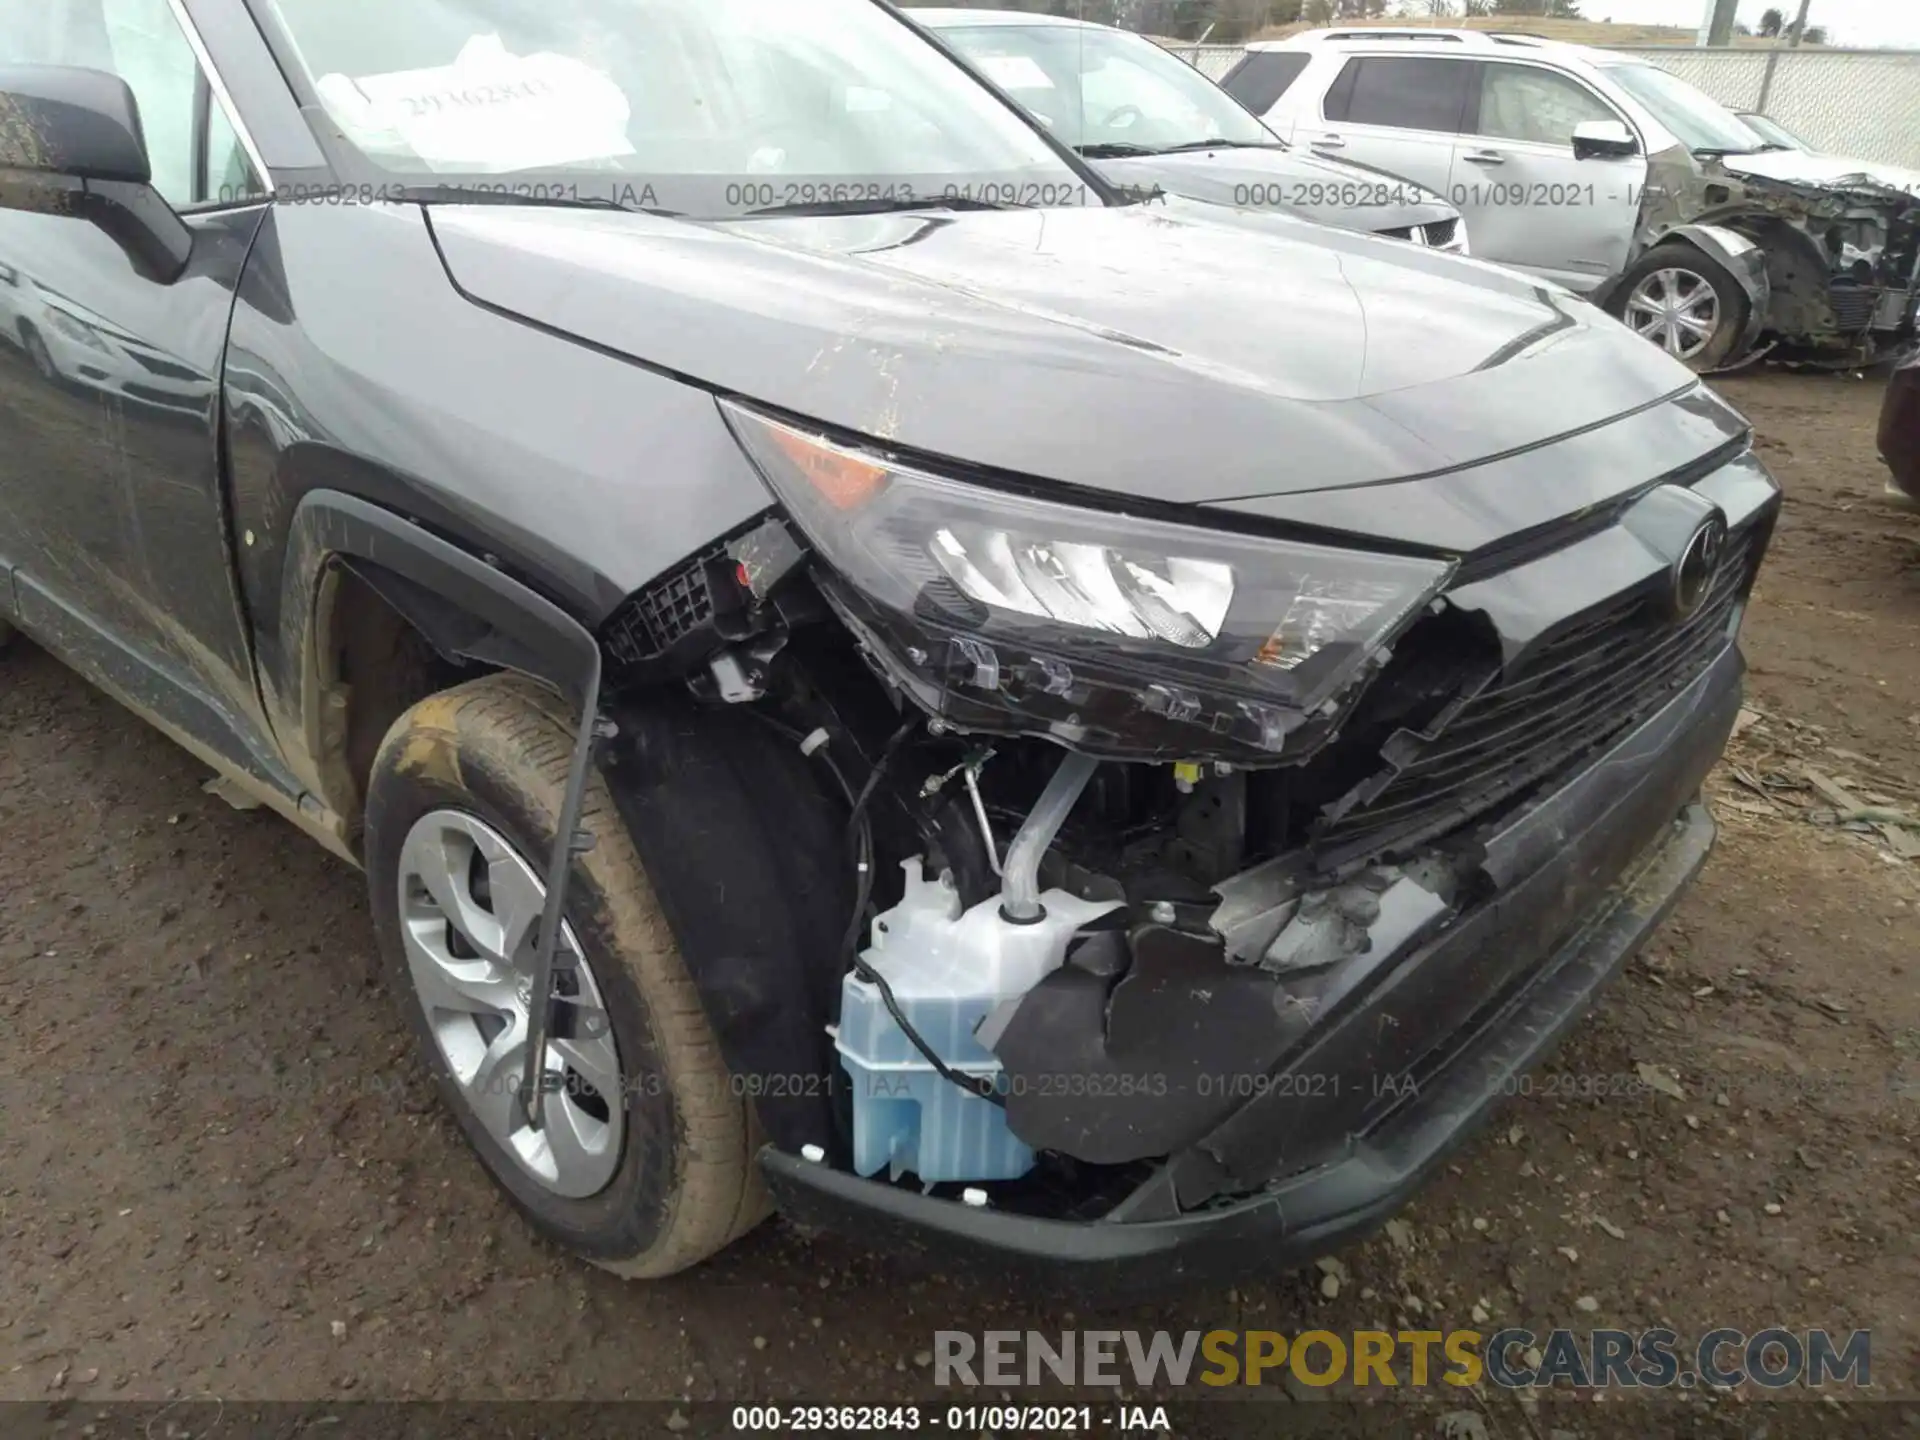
[1609,242,1752,372]
[364,673,768,1276]
[22,326,58,384]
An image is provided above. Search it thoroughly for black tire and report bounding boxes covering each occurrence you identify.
[365,672,768,1276]
[1607,242,1752,373]
[21,326,57,384]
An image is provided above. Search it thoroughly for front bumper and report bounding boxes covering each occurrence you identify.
[761,643,1743,1293]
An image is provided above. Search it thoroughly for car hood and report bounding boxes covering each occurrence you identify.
[1095,145,1458,234]
[1716,148,1920,199]
[428,199,1695,507]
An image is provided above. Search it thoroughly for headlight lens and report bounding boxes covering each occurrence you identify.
[48,309,109,352]
[725,403,1454,761]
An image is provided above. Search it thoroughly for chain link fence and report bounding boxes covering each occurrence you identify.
[1162,43,1920,170]
[1612,48,1920,170]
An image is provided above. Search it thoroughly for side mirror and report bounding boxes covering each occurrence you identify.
[0,65,194,284]
[1572,118,1638,161]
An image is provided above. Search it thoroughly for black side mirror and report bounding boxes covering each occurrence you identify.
[0,65,194,284]
[1572,119,1639,161]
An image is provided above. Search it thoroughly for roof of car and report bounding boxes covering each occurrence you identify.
[910,8,1101,31]
[1246,27,1616,65]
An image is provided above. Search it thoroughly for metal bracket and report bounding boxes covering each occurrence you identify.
[516,653,617,1132]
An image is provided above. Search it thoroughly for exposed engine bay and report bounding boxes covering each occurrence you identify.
[1638,141,1920,366]
[592,422,1776,1220]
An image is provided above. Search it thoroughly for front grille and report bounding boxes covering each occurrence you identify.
[1312,527,1760,862]
[1375,219,1461,250]
[129,350,202,382]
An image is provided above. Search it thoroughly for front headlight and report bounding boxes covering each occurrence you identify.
[724,403,1454,761]
[47,309,109,352]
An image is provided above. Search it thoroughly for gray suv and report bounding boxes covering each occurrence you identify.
[0,0,1776,1289]
[1225,28,1920,370]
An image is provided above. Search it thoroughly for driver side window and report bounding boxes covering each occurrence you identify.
[1475,64,1620,149]
[0,0,262,207]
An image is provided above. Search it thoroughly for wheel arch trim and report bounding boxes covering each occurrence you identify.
[274,489,600,837]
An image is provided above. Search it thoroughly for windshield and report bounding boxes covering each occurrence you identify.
[255,0,1090,214]
[1737,112,1808,150]
[1598,62,1766,155]
[933,22,1273,153]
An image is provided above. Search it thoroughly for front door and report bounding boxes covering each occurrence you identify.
[1450,59,1646,292]
[0,0,281,777]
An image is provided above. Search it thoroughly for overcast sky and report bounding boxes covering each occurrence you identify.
[1586,0,1920,48]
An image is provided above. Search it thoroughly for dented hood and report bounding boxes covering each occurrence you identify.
[428,199,1693,503]
[1717,149,1920,199]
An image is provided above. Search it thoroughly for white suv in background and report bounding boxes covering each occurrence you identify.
[1221,28,1920,370]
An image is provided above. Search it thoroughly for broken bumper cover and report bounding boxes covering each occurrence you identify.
[760,644,1741,1291]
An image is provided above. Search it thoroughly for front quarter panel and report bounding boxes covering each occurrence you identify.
[224,202,774,774]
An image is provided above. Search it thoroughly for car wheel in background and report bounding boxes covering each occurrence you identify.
[22,326,57,384]
[364,672,768,1276]
[1610,242,1751,373]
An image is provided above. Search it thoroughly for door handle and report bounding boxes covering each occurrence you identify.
[1462,149,1507,165]
[1311,134,1346,149]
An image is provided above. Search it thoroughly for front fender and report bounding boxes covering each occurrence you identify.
[269,490,601,843]
[1609,223,1770,364]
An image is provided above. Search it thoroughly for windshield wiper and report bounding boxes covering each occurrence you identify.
[1153,138,1285,154]
[400,187,683,217]
[1079,138,1281,159]
[743,194,1024,218]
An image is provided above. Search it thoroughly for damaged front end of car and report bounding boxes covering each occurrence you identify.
[1638,143,1920,367]
[581,397,1780,1290]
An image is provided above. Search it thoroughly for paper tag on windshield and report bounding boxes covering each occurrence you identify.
[319,34,634,172]
[977,55,1055,92]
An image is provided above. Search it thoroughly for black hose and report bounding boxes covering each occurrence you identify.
[808,717,1007,1109]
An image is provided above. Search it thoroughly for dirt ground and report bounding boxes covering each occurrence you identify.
[1,366,1916,1431]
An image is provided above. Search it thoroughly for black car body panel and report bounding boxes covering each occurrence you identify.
[1215,384,1752,555]
[429,199,1691,501]
[0,201,278,778]
[1882,345,1920,503]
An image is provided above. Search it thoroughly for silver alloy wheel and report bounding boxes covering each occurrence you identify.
[1624,267,1722,361]
[397,809,624,1199]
